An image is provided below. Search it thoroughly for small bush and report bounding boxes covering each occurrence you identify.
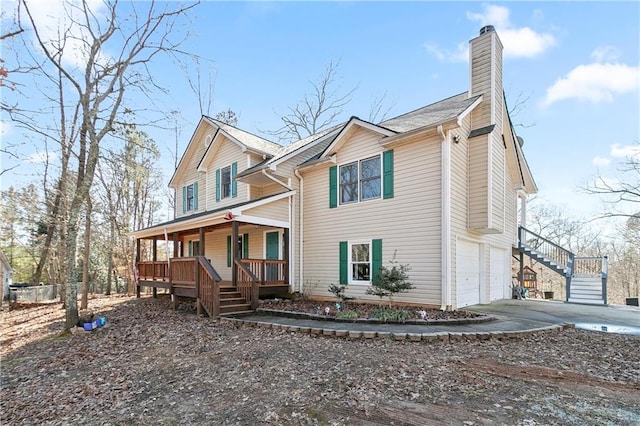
[335,310,358,319]
[370,308,412,322]
[366,253,414,307]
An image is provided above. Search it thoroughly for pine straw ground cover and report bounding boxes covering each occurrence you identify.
[259,297,482,321]
[1,295,639,425]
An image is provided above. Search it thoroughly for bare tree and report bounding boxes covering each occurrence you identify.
[18,0,198,331]
[585,142,640,220]
[368,91,395,123]
[268,60,357,143]
[214,109,239,126]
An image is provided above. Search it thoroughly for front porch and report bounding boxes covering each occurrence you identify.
[136,256,290,317]
[133,205,293,317]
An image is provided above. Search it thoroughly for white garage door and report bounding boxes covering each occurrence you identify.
[456,240,480,308]
[490,247,506,301]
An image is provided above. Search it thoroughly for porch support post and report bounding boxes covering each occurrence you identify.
[283,228,290,285]
[232,221,239,287]
[136,239,141,298]
[152,237,158,298]
[199,227,205,256]
[518,251,524,296]
[173,233,179,258]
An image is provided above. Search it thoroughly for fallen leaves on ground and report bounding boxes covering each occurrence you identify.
[1,295,638,425]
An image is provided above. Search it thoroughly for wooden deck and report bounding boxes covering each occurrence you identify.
[136,257,290,317]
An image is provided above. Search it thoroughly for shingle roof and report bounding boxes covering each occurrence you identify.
[379,92,481,133]
[206,117,282,156]
[236,124,344,177]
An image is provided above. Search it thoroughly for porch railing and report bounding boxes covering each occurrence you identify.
[196,256,222,317]
[235,260,259,310]
[518,226,573,274]
[137,261,169,281]
[573,256,607,277]
[241,258,287,285]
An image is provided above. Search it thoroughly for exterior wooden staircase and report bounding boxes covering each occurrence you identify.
[517,226,608,305]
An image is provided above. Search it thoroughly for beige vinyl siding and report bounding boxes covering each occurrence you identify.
[468,134,489,231]
[490,134,506,233]
[470,35,493,127]
[175,127,214,219]
[302,127,442,306]
[451,113,520,307]
[244,197,289,222]
[200,136,248,209]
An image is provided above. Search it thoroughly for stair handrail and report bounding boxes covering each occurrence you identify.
[518,226,575,275]
[235,259,260,310]
[196,256,222,317]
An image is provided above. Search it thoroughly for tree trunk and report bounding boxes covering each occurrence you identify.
[80,197,92,310]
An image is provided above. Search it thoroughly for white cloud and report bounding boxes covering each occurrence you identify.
[466,4,556,59]
[0,120,11,137]
[542,63,639,106]
[591,46,620,62]
[21,0,109,69]
[592,156,611,167]
[611,143,640,160]
[423,42,468,63]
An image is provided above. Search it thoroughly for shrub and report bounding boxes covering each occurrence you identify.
[336,310,358,319]
[370,308,412,322]
[366,254,414,307]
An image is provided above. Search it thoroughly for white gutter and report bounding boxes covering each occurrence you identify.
[438,125,452,311]
[294,168,304,294]
[262,169,292,190]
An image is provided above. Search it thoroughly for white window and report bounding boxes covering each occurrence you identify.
[339,155,381,204]
[186,183,196,211]
[349,240,371,284]
[221,166,231,198]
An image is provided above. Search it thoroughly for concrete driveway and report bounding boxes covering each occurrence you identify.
[467,299,640,334]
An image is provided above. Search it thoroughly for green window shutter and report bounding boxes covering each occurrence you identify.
[182,186,187,213]
[231,162,238,198]
[243,233,249,258]
[339,241,348,285]
[372,239,383,284]
[329,166,338,208]
[215,169,221,202]
[226,235,232,267]
[383,150,394,199]
[188,241,193,256]
[193,181,198,210]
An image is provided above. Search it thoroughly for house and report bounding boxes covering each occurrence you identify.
[0,249,13,301]
[132,26,541,315]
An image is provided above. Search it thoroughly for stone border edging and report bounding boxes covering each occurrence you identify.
[220,317,575,342]
[256,308,496,325]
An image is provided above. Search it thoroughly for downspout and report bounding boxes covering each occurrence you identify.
[438,125,452,311]
[294,168,304,294]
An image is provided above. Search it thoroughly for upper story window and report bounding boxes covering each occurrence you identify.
[216,162,237,202]
[330,150,392,209]
[340,155,381,204]
[182,182,198,213]
[186,183,195,211]
[221,165,231,198]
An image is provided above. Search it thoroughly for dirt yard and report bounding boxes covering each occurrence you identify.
[1,296,638,425]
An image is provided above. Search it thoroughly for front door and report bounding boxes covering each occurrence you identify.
[265,231,280,281]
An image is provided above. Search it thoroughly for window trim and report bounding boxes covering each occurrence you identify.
[185,182,197,212]
[338,153,382,206]
[221,165,232,199]
[348,239,372,285]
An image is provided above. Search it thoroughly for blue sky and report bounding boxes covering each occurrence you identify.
[1,1,639,227]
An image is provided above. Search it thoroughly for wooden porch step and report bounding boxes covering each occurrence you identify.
[220,297,247,306]
[219,303,252,314]
[218,310,255,317]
